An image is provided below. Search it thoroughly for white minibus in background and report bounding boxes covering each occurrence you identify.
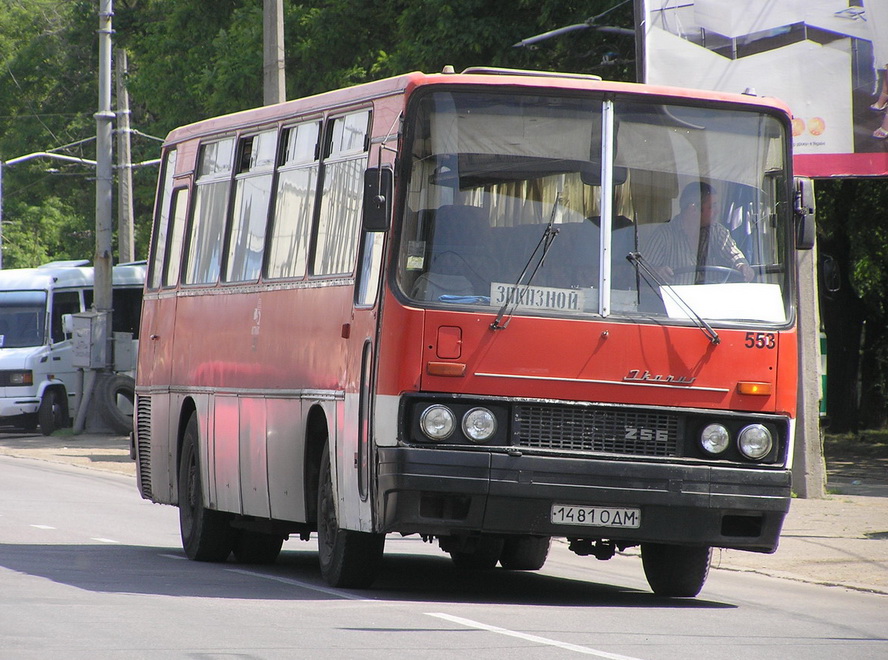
[0,260,145,434]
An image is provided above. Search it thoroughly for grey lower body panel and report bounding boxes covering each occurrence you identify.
[376,446,790,552]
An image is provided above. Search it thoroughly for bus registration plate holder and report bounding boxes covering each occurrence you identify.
[551,504,640,528]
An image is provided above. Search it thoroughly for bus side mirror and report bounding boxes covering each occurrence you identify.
[61,314,74,336]
[362,166,393,232]
[794,176,816,250]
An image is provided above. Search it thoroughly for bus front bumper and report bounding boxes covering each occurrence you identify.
[376,446,791,553]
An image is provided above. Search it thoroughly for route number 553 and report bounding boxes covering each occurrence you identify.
[745,332,775,349]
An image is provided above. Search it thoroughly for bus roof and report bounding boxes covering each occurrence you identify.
[0,261,146,291]
[163,68,792,147]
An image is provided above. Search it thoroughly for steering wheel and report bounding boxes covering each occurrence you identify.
[671,265,745,284]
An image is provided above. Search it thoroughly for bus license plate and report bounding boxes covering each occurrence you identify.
[551,504,641,528]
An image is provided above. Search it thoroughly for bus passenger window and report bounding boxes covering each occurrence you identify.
[266,121,320,279]
[184,138,234,285]
[313,111,370,276]
[225,130,276,282]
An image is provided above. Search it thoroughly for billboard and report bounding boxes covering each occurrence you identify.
[640,0,888,177]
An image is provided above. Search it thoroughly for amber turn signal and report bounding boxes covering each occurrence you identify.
[737,381,772,396]
[426,361,466,377]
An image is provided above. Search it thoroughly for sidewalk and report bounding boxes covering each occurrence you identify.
[1,431,886,595]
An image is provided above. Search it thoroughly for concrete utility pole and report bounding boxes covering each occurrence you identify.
[115,47,135,264]
[793,244,826,498]
[263,0,286,105]
[94,0,114,351]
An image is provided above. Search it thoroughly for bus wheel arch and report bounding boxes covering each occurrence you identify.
[174,398,198,505]
[177,409,234,562]
[303,404,329,527]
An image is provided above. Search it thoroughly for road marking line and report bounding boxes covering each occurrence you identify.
[225,568,370,601]
[426,613,646,659]
[91,538,119,544]
[159,553,187,560]
[30,524,55,530]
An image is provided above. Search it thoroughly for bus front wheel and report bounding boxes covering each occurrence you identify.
[178,413,234,562]
[316,443,384,588]
[641,543,712,597]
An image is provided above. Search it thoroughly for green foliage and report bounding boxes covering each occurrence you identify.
[2,195,92,268]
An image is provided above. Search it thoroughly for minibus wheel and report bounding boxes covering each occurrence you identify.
[641,543,711,597]
[316,442,384,588]
[499,535,551,570]
[38,388,67,436]
[178,412,234,562]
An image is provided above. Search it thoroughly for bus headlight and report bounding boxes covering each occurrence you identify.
[738,424,772,460]
[419,405,455,441]
[700,423,730,455]
[462,407,497,443]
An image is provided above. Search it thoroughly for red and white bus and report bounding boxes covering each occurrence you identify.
[134,67,814,597]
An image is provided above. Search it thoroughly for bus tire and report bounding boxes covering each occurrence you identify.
[449,536,504,570]
[178,413,234,562]
[641,543,712,598]
[499,535,551,570]
[38,388,66,436]
[97,374,136,435]
[316,443,385,588]
[233,531,284,564]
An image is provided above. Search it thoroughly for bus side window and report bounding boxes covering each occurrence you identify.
[225,130,276,282]
[184,138,235,285]
[148,149,177,290]
[313,110,370,276]
[51,291,81,343]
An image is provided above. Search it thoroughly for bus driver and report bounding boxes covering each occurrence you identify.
[642,182,754,285]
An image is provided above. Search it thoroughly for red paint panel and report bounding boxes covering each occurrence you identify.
[436,326,462,359]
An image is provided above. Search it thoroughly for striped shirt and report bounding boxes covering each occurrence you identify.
[641,219,748,285]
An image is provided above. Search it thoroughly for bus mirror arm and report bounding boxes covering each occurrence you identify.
[362,166,393,232]
[793,177,816,250]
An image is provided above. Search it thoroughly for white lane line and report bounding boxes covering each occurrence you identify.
[30,524,55,530]
[91,538,120,544]
[225,568,371,601]
[426,613,646,659]
[159,553,187,560]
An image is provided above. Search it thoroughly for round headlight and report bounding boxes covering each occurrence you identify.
[419,405,456,441]
[700,423,730,455]
[462,407,497,443]
[738,424,773,460]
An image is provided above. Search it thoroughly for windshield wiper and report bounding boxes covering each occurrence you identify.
[490,193,562,330]
[626,252,720,345]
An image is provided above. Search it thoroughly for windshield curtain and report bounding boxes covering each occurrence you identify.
[396,90,791,326]
[0,291,47,348]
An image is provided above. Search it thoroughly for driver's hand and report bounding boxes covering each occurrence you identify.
[739,263,755,282]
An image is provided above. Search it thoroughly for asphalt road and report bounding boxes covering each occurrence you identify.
[1,454,886,660]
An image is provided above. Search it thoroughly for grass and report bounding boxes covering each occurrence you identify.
[824,430,888,459]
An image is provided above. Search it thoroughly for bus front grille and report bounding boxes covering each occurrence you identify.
[513,404,679,457]
[136,395,152,499]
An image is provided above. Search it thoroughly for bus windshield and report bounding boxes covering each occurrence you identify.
[397,90,790,326]
[0,291,47,348]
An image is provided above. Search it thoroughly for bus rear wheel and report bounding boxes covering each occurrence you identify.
[316,443,384,588]
[641,543,712,597]
[178,413,234,562]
